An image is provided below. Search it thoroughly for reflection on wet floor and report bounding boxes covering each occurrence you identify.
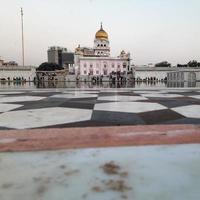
[1,81,199,89]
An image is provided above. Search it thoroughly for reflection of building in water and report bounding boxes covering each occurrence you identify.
[74,23,131,78]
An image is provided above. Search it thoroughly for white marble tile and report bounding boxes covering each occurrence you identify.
[51,93,98,99]
[0,103,22,112]
[0,96,46,103]
[141,93,183,98]
[189,95,200,100]
[100,89,130,93]
[163,90,188,93]
[0,92,24,95]
[0,144,199,200]
[133,90,168,94]
[31,90,56,93]
[94,102,167,113]
[98,95,147,102]
[0,107,92,129]
[63,91,99,94]
[171,105,200,119]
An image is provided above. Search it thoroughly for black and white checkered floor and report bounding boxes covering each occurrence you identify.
[0,89,200,129]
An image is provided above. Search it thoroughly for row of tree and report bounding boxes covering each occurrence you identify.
[155,60,200,68]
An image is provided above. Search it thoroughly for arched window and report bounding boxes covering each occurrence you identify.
[104,44,106,47]
[101,44,103,47]
[97,44,100,47]
[84,64,87,68]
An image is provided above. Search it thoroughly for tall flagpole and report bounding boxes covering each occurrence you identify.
[21,7,25,67]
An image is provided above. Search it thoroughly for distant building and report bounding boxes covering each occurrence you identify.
[47,46,74,73]
[0,59,3,66]
[0,58,18,66]
[3,61,18,66]
[74,23,131,77]
[62,52,74,74]
[47,46,67,66]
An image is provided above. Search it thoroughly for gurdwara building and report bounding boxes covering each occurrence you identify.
[74,23,131,77]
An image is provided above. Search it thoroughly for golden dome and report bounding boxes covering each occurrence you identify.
[95,23,108,40]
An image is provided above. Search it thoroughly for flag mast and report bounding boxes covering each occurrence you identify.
[21,7,25,67]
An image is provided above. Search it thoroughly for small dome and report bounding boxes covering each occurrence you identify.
[121,50,126,55]
[95,23,108,40]
[75,45,83,55]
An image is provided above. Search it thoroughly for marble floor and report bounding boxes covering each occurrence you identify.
[0,144,199,200]
[0,88,200,130]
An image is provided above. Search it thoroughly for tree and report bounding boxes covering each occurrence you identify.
[188,60,198,68]
[177,64,188,68]
[36,62,64,71]
[155,61,171,68]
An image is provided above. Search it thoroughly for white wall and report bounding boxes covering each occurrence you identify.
[135,71,168,80]
[0,66,36,81]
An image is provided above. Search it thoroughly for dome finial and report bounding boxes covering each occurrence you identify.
[100,22,103,30]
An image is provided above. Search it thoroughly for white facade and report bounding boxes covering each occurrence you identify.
[75,24,131,76]
[79,57,129,76]
[94,38,110,57]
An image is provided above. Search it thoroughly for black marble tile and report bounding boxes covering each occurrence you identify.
[12,99,67,111]
[163,118,200,125]
[36,120,119,129]
[92,110,145,125]
[139,109,184,125]
[60,101,94,110]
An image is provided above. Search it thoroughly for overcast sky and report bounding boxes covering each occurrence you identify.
[0,0,199,66]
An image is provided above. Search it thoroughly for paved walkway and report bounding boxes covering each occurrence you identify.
[0,88,200,199]
[0,88,200,130]
[1,144,200,200]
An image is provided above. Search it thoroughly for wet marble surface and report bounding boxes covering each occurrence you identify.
[0,104,22,113]
[0,107,92,129]
[0,144,199,200]
[97,95,147,101]
[94,102,167,113]
[0,96,46,103]
[171,105,200,119]
[0,88,199,129]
